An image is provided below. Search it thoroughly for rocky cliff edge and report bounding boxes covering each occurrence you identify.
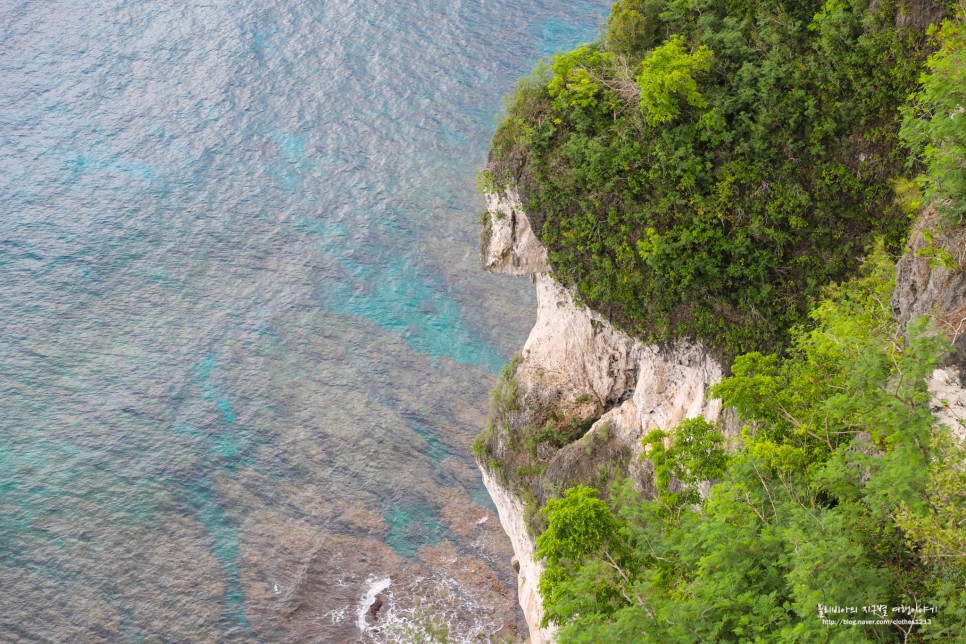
[478,189,966,643]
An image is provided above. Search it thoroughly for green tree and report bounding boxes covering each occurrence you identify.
[641,416,728,512]
[605,0,668,57]
[547,45,614,112]
[535,485,638,627]
[636,35,713,126]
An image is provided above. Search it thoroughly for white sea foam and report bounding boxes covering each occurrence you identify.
[360,573,505,644]
[356,576,393,634]
[320,606,350,626]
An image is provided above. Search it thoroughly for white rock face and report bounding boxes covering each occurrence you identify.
[892,213,966,331]
[480,190,548,276]
[519,272,727,460]
[518,274,642,410]
[480,468,557,644]
[614,341,725,456]
[478,189,728,642]
[892,214,966,439]
[929,368,966,441]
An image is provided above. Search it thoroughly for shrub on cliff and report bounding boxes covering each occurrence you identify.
[535,485,640,629]
[489,0,944,359]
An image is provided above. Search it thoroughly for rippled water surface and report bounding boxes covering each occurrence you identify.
[0,0,610,641]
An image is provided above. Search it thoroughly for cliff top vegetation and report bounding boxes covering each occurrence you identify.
[486,0,953,360]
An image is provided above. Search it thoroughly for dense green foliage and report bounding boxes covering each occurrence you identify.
[902,3,966,223]
[536,486,639,626]
[636,35,714,126]
[641,416,727,510]
[489,0,941,358]
[534,251,966,641]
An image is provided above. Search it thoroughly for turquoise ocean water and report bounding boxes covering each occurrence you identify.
[0,0,610,641]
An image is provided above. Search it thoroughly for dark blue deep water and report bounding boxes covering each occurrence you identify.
[0,0,610,641]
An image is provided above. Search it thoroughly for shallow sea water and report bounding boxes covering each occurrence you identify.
[0,0,610,641]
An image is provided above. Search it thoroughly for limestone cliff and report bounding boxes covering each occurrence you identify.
[478,190,966,643]
[477,188,736,642]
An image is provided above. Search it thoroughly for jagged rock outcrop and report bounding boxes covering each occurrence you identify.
[893,210,966,437]
[480,190,548,276]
